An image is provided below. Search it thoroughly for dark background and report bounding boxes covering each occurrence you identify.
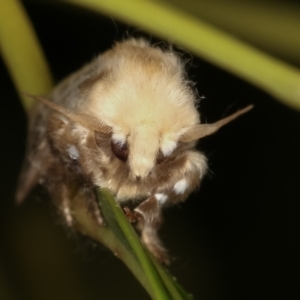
[0,1,299,299]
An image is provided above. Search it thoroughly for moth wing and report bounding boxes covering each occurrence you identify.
[16,55,105,204]
[16,154,44,204]
[15,106,53,204]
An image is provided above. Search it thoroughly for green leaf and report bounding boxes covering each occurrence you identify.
[171,0,300,64]
[71,188,193,299]
[0,0,53,112]
[63,0,300,111]
[99,188,192,300]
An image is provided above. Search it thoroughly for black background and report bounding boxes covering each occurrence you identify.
[0,1,299,299]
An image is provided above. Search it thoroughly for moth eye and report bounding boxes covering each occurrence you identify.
[156,150,165,164]
[111,140,128,162]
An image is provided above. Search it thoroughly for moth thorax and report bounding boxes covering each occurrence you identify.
[128,125,159,180]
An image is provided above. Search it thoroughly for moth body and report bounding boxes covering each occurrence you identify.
[17,39,252,263]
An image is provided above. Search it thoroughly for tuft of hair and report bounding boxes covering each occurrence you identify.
[76,38,200,178]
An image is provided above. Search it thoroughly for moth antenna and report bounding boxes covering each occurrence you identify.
[24,93,112,134]
[179,105,254,142]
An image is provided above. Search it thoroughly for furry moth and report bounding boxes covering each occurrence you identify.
[17,38,253,263]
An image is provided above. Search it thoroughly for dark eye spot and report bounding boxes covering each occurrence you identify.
[156,150,165,164]
[111,140,128,162]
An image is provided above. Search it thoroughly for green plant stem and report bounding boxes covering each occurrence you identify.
[63,0,300,111]
[71,190,154,297]
[100,187,192,299]
[168,0,300,65]
[150,257,193,300]
[0,0,53,112]
[73,188,194,299]
[100,189,173,299]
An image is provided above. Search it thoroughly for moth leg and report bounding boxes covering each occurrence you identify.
[133,196,170,264]
[60,186,74,226]
[49,182,74,226]
[53,182,104,227]
[86,189,105,226]
[133,151,207,263]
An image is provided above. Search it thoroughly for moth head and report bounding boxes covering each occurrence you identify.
[27,94,253,182]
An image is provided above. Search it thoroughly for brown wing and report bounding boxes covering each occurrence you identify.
[15,104,54,204]
[15,56,104,204]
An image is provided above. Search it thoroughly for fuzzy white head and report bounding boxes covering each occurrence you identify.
[84,39,200,179]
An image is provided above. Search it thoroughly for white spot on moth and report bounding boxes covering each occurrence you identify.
[112,132,126,146]
[160,140,177,157]
[67,145,80,160]
[155,193,168,205]
[173,179,188,195]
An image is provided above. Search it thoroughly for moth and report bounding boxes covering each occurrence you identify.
[16,38,252,263]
